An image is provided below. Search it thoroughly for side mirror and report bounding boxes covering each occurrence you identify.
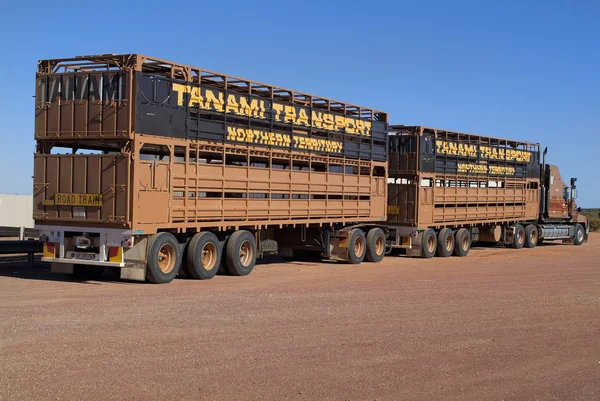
[573,189,578,200]
[570,177,577,189]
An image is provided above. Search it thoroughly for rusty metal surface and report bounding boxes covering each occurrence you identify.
[33,54,389,232]
[131,135,387,233]
[387,125,541,229]
[33,154,130,227]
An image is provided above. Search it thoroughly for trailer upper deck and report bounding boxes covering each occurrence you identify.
[35,54,388,161]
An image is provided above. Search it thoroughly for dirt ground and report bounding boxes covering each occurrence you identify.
[0,235,599,401]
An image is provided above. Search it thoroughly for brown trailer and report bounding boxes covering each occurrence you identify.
[386,125,588,258]
[33,54,389,283]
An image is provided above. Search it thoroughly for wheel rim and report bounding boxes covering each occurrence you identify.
[354,235,365,257]
[201,242,217,271]
[530,229,537,244]
[158,243,176,273]
[577,229,584,242]
[239,240,253,267]
[375,235,384,256]
[427,234,435,253]
[517,229,524,245]
[462,234,469,250]
[445,234,453,251]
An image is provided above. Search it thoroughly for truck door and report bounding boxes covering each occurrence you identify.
[136,144,171,224]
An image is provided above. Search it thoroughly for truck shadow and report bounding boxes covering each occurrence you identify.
[0,256,128,285]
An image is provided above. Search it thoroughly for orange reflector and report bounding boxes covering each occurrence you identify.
[401,236,411,247]
[43,243,56,258]
[108,246,123,263]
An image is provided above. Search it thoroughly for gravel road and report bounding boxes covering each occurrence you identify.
[1,235,598,401]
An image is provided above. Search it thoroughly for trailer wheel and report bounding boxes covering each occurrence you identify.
[146,232,181,284]
[73,265,106,280]
[421,229,437,258]
[187,232,221,280]
[226,230,256,276]
[454,228,471,257]
[511,224,525,249]
[437,228,454,257]
[574,224,585,246]
[524,225,538,248]
[347,229,367,264]
[366,228,386,263]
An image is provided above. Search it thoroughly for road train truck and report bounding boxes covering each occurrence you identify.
[33,54,389,283]
[385,125,588,258]
[32,54,587,283]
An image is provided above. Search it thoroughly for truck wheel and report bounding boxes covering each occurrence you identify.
[347,229,367,264]
[525,225,538,248]
[146,232,181,284]
[366,228,386,262]
[437,228,454,257]
[454,228,471,257]
[511,224,525,249]
[421,229,436,258]
[574,224,585,246]
[187,232,221,280]
[226,230,256,276]
[73,265,106,280]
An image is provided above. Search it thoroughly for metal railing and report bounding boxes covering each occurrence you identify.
[0,226,41,265]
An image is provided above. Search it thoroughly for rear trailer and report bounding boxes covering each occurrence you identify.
[385,125,588,258]
[33,54,389,283]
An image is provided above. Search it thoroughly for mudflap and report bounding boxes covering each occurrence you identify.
[121,237,148,282]
[406,232,423,258]
[329,232,351,262]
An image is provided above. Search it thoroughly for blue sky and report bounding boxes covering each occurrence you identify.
[1,0,598,206]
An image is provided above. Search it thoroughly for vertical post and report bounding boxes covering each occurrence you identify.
[19,226,25,240]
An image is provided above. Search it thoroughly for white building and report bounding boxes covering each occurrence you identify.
[0,194,34,228]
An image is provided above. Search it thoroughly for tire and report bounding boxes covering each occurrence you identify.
[421,228,436,258]
[574,224,585,246]
[347,229,367,264]
[225,230,256,276]
[73,265,106,280]
[454,228,471,257]
[511,224,525,249]
[525,225,538,248]
[437,228,454,257]
[146,232,181,284]
[366,228,386,263]
[187,232,221,280]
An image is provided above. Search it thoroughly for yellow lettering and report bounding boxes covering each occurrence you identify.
[284,105,296,124]
[227,126,237,141]
[239,97,264,119]
[205,90,224,112]
[311,111,323,129]
[225,94,239,115]
[297,108,309,126]
[322,113,335,131]
[272,103,284,122]
[334,115,346,132]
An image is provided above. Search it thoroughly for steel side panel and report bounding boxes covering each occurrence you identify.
[33,154,130,227]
